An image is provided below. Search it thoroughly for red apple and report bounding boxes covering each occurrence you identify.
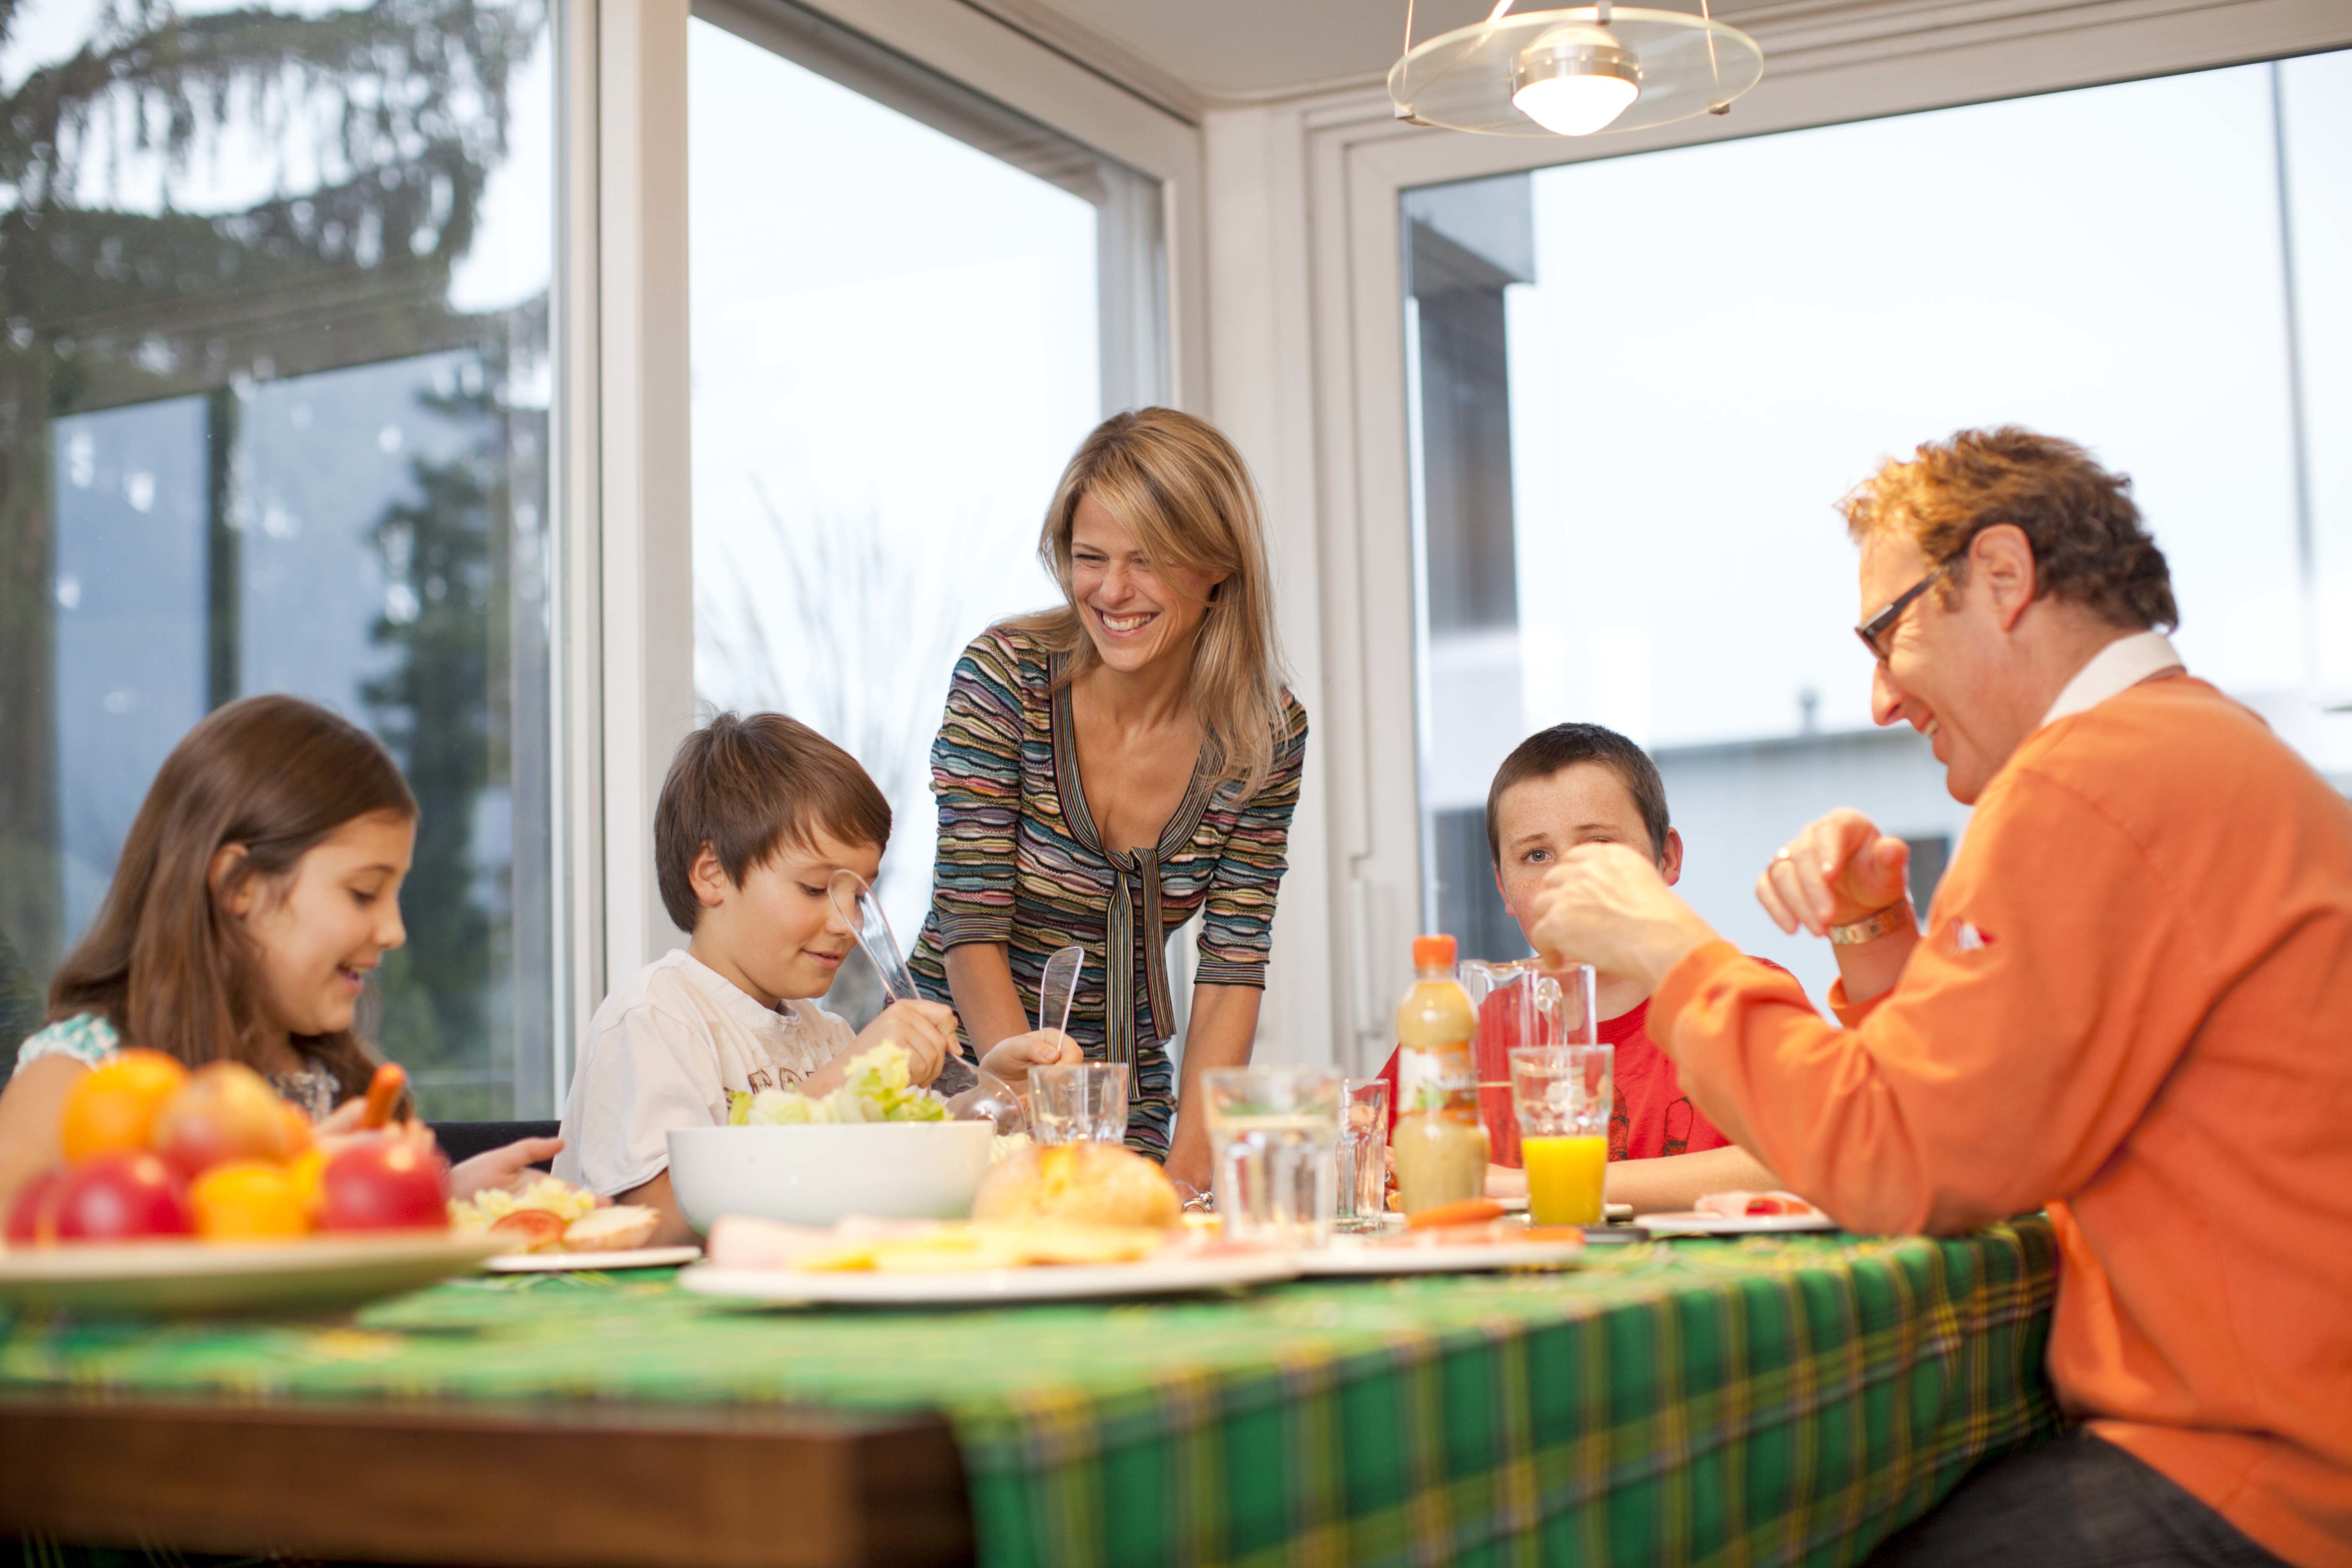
[152,1062,305,1180]
[317,1140,448,1232]
[6,1167,67,1246]
[52,1154,194,1242]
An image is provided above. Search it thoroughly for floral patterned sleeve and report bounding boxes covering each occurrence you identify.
[9,1014,120,1079]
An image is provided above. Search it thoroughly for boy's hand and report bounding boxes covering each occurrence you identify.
[978,1029,1083,1084]
[856,999,958,1086]
[447,1136,570,1202]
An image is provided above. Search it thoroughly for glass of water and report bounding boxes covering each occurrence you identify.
[1028,1063,1130,1146]
[1201,1067,1343,1247]
[1333,1077,1390,1233]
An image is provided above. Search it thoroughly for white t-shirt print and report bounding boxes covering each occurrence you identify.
[553,948,858,1197]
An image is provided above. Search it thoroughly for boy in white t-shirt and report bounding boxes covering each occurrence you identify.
[557,712,1076,1243]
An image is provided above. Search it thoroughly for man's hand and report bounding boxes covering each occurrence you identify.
[854,999,957,1086]
[1526,843,1718,992]
[977,1029,1083,1084]
[1754,808,1910,938]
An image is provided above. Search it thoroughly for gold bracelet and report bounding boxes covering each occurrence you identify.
[1828,900,1914,946]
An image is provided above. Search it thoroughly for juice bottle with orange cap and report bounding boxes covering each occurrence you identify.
[1390,934,1490,1214]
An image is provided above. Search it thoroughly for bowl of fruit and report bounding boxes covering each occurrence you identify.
[667,1044,998,1231]
[0,1051,500,1316]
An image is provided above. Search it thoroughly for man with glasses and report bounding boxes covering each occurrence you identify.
[1524,427,2352,1567]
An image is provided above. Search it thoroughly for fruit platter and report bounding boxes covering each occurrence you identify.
[0,1051,498,1315]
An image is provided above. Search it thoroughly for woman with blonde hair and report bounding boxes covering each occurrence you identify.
[908,408,1307,1194]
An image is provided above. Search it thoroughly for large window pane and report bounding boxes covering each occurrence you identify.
[1405,52,2352,1000]
[690,4,1163,1018]
[0,0,559,1116]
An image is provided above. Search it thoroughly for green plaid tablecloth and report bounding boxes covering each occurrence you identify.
[2,1220,2061,1568]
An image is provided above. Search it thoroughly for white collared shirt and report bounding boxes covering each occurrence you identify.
[2038,629,2186,731]
[553,948,856,1197]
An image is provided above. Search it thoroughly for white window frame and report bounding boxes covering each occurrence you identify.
[556,0,1206,1102]
[1202,0,2352,1071]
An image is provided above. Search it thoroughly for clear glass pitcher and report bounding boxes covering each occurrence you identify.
[1458,960,1597,1167]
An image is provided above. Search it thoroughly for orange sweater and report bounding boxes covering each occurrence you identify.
[1652,676,2352,1568]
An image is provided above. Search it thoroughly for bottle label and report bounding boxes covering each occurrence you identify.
[1397,1044,1478,1119]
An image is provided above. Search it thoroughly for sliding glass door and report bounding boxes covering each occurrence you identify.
[689,0,1168,1020]
[1403,51,2352,999]
[0,0,562,1115]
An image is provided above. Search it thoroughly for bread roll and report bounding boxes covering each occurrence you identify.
[969,1142,1181,1229]
[564,1205,661,1253]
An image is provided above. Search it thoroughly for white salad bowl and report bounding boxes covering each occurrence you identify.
[666,1122,997,1231]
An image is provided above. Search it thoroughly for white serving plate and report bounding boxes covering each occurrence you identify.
[1637,1210,1838,1235]
[667,1122,995,1231]
[1298,1235,1586,1276]
[0,1232,505,1316]
[678,1246,1297,1306]
[483,1245,702,1273]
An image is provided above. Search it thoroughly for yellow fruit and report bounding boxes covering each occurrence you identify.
[286,1149,326,1211]
[190,1161,310,1241]
[59,1050,189,1163]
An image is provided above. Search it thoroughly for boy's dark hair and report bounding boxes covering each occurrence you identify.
[1484,723,1671,869]
[655,712,892,931]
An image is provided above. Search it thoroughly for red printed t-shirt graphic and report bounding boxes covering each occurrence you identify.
[1374,988,1730,1168]
[1604,999,1730,1163]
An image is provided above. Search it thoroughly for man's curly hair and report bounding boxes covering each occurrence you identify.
[1840,427,2178,632]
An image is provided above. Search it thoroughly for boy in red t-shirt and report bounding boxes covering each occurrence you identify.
[1376,724,1777,1213]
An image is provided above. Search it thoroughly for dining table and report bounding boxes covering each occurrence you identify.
[0,1217,2062,1568]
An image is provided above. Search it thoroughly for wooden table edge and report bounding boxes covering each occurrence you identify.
[0,1391,975,1568]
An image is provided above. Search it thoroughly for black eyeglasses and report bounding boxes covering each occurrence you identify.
[1855,563,1947,662]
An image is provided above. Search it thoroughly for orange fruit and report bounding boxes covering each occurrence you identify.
[59,1050,189,1163]
[189,1161,310,1241]
[277,1101,315,1159]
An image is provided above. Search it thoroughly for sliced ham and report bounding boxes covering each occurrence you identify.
[1694,1189,1822,1219]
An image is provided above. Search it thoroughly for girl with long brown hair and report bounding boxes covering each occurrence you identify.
[907,407,1308,1195]
[0,695,555,1208]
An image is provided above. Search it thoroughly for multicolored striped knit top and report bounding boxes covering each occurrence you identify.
[908,623,1309,1160]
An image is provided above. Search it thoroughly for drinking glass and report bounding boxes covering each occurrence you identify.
[1029,1063,1129,1146]
[1508,1044,1615,1225]
[1461,960,1596,1167]
[1200,1067,1343,1247]
[1333,1077,1390,1233]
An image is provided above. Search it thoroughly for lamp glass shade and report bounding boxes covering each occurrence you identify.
[1511,72,1640,136]
[1390,7,1763,137]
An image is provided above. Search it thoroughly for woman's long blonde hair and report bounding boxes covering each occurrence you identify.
[1012,408,1291,796]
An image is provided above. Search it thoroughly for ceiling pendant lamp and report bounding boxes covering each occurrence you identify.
[1390,0,1763,138]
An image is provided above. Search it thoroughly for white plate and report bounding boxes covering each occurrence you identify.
[1299,1235,1586,1276]
[0,1232,505,1316]
[1636,1210,1838,1235]
[484,1245,702,1273]
[678,1246,1297,1305]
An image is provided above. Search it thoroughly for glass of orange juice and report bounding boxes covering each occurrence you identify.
[1508,1045,1614,1225]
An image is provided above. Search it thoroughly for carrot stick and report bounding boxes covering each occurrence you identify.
[361,1063,407,1129]
[1404,1198,1506,1230]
